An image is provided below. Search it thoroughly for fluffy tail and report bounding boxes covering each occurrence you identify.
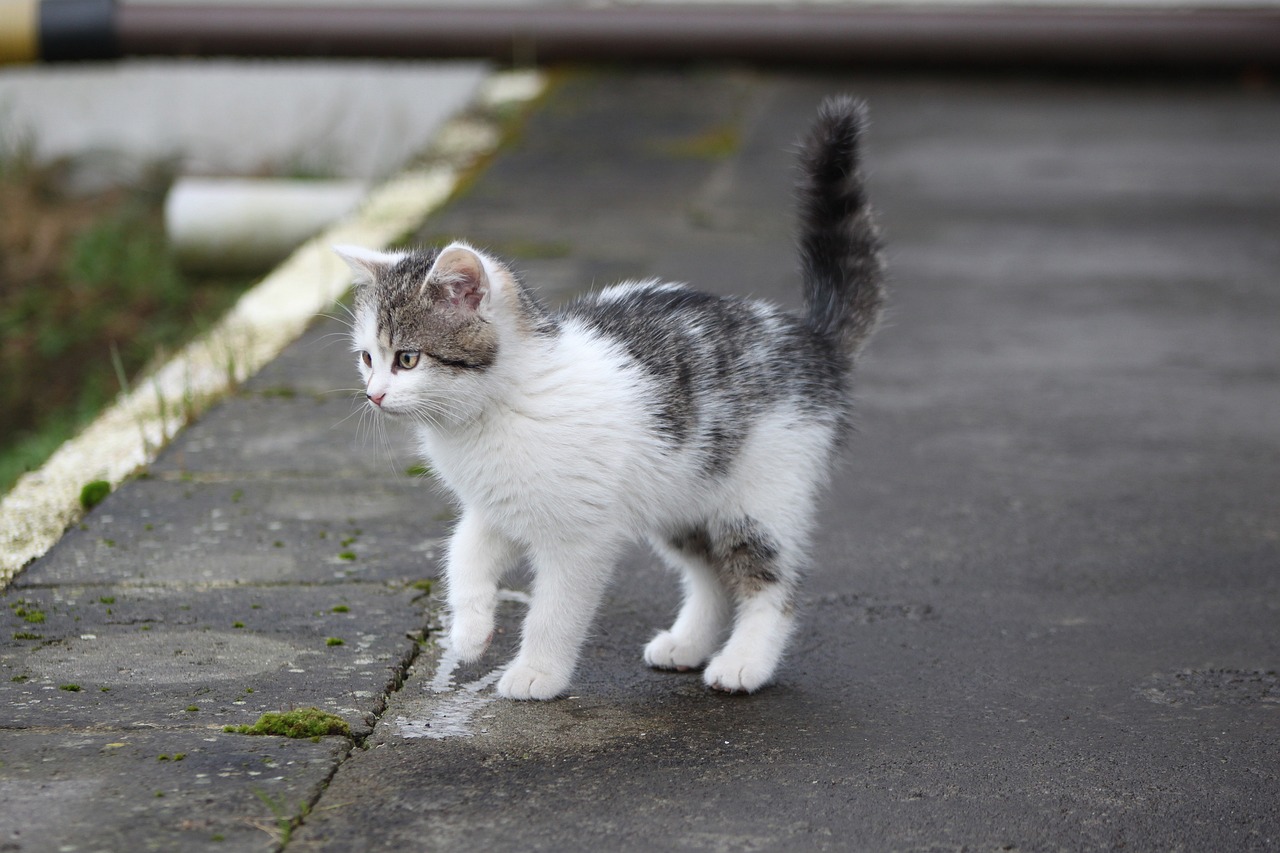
[797,96,885,359]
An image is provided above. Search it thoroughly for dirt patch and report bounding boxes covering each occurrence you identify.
[0,155,252,491]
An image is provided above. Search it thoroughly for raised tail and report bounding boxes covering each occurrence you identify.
[797,96,886,359]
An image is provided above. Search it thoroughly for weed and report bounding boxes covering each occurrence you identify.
[17,608,45,624]
[326,637,344,647]
[338,551,356,561]
[252,789,312,846]
[98,596,115,605]
[331,605,349,613]
[12,632,41,640]
[59,684,81,692]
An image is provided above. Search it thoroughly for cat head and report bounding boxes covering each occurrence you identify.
[336,241,524,426]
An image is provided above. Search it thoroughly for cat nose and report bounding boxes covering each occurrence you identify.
[367,391,386,407]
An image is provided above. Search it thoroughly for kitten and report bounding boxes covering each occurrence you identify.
[337,96,884,700]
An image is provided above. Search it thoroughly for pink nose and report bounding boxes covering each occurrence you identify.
[367,391,386,407]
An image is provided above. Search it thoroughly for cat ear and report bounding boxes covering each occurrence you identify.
[428,246,489,312]
[334,244,399,287]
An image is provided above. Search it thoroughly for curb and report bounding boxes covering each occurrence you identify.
[0,67,547,588]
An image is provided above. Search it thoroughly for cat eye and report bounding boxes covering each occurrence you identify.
[396,351,421,370]
[360,351,372,368]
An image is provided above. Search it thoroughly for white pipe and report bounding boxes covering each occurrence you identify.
[165,177,367,274]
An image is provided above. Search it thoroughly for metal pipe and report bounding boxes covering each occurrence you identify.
[4,0,1279,68]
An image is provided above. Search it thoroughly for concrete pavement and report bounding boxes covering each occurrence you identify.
[4,67,1280,851]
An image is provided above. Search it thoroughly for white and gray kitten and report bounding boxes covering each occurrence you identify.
[337,97,885,700]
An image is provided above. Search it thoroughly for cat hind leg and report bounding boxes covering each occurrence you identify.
[700,517,801,694]
[643,534,730,671]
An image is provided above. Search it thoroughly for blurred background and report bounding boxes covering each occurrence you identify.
[1,0,1276,493]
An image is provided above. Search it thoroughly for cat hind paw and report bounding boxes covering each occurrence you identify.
[702,652,774,694]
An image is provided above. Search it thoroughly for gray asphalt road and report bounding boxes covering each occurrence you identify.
[291,70,1280,850]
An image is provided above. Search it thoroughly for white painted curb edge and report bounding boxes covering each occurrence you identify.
[0,69,547,588]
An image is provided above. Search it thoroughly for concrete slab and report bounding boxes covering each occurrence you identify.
[2,581,427,736]
[0,729,347,852]
[12,474,449,586]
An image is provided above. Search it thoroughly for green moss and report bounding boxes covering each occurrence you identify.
[337,551,356,561]
[186,705,199,712]
[59,683,81,692]
[222,707,351,739]
[326,637,344,647]
[331,605,349,613]
[12,632,41,640]
[656,125,742,160]
[404,463,431,477]
[98,596,115,605]
[410,579,434,593]
[232,621,245,629]
[79,479,111,510]
[258,386,297,399]
[18,608,44,623]
[10,674,29,682]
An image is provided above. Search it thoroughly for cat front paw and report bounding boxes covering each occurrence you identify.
[703,651,774,694]
[643,631,712,672]
[448,617,494,663]
[497,660,569,701]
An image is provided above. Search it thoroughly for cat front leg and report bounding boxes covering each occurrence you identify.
[445,511,520,662]
[497,540,619,700]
